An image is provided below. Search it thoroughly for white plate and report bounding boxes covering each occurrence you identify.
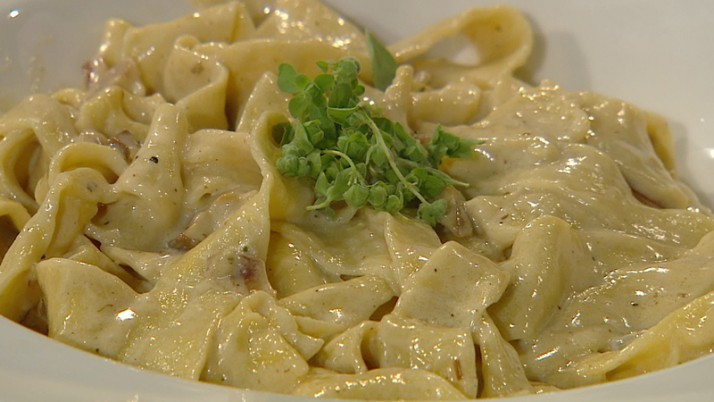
[0,1,712,401]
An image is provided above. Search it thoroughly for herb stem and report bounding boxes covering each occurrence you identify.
[306,200,330,211]
[322,149,367,185]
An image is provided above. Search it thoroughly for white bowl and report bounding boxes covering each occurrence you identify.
[0,1,712,401]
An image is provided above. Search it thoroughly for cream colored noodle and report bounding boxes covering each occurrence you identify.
[0,0,713,399]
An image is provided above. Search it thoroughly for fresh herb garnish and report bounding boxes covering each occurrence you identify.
[275,57,474,227]
[366,31,397,91]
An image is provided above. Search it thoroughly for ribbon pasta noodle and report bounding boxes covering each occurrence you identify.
[1,0,713,399]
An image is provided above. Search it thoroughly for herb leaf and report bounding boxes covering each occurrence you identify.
[278,63,308,93]
[275,58,475,226]
[366,31,397,91]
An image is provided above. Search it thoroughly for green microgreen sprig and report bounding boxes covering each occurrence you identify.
[274,57,475,227]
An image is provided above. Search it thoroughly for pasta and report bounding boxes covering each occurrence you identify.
[1,0,713,399]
